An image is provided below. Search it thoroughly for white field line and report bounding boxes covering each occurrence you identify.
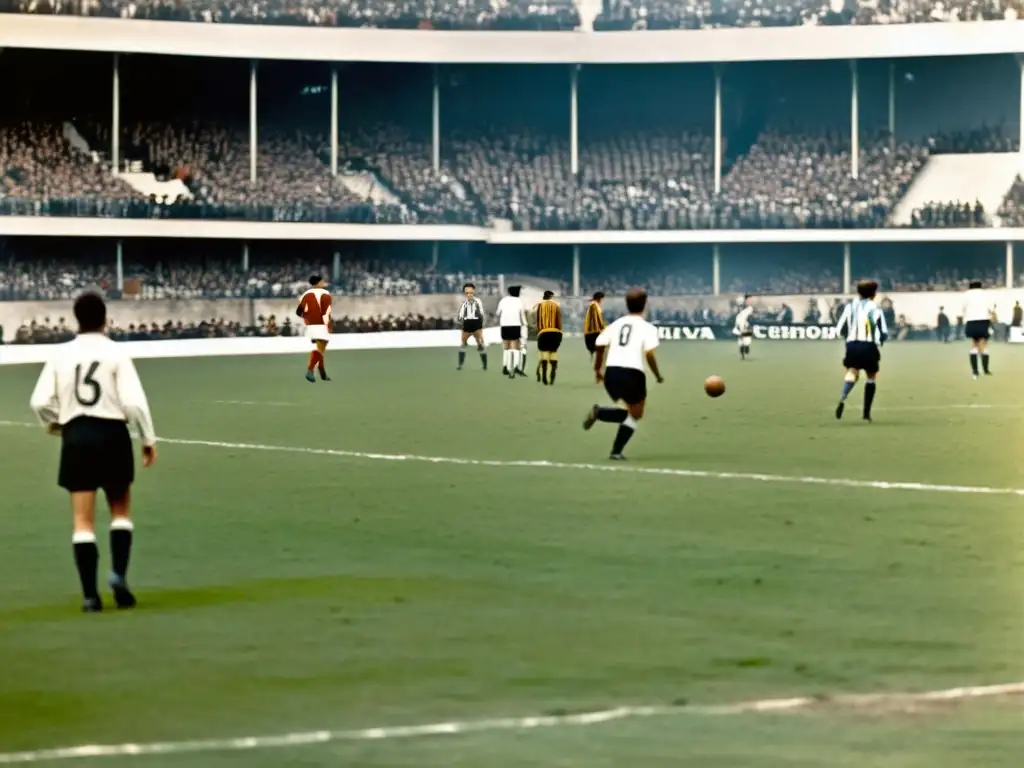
[212,400,298,407]
[0,681,1021,764]
[1,420,1022,498]
[209,400,1024,413]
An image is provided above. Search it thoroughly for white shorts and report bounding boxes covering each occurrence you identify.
[306,324,331,342]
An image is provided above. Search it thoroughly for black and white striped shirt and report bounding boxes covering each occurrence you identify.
[837,299,887,345]
[458,298,485,322]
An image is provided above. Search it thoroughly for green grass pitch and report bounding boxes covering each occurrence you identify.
[0,340,1022,766]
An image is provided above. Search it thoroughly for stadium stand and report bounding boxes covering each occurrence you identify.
[2,0,1019,28]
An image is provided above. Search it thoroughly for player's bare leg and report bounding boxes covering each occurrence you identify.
[978,337,991,376]
[458,331,470,370]
[863,372,878,422]
[609,401,645,460]
[836,369,859,420]
[71,491,102,612]
[316,340,330,381]
[107,490,137,609]
[501,340,512,376]
[306,343,319,383]
[473,330,487,370]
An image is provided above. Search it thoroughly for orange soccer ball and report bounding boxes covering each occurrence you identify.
[704,375,726,398]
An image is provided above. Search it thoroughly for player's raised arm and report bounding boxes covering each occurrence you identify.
[116,355,157,452]
[29,358,60,430]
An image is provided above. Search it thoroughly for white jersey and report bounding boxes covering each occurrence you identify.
[496,296,526,328]
[29,333,157,446]
[734,306,754,334]
[962,289,991,322]
[836,299,887,345]
[596,315,660,372]
[458,297,485,322]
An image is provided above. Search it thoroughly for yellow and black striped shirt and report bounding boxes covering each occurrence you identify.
[536,300,563,335]
[584,301,605,335]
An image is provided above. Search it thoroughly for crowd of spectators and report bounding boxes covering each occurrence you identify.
[999,175,1024,227]
[5,118,1024,231]
[910,201,987,228]
[0,256,498,301]
[3,0,1020,28]
[3,312,456,344]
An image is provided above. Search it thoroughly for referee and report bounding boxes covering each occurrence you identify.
[30,292,157,613]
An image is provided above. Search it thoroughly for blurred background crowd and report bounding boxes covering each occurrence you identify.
[2,0,1021,28]
[1,54,1022,232]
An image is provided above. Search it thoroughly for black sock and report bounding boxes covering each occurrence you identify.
[458,350,466,367]
[478,348,487,369]
[982,354,990,373]
[612,419,637,455]
[73,533,99,600]
[549,360,558,384]
[597,407,628,424]
[110,520,134,579]
[739,345,745,359]
[863,381,877,419]
[540,360,549,384]
[970,352,979,375]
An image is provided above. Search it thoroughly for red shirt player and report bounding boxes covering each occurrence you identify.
[296,274,332,383]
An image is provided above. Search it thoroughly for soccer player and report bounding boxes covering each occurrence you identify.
[583,292,606,358]
[496,285,526,380]
[734,295,754,360]
[29,292,157,613]
[535,290,564,385]
[457,283,487,371]
[963,280,992,378]
[835,280,887,423]
[583,287,663,460]
[297,274,332,383]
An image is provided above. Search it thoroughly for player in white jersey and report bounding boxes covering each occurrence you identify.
[495,285,527,380]
[962,280,992,378]
[733,295,754,360]
[583,288,663,460]
[457,282,487,371]
[29,292,157,613]
[834,281,888,423]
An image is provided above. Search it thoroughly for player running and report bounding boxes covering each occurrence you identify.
[496,285,526,380]
[583,287,663,460]
[297,274,332,383]
[534,290,564,385]
[733,295,754,360]
[835,280,887,423]
[583,292,606,358]
[457,283,487,371]
[30,292,157,612]
[963,280,993,378]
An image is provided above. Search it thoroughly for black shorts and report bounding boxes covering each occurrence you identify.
[461,319,483,334]
[843,341,881,375]
[58,417,135,497]
[740,331,753,338]
[965,320,991,341]
[604,366,647,406]
[537,331,563,353]
[500,325,521,342]
[584,333,600,353]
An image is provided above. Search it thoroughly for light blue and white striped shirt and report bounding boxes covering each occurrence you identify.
[837,299,888,345]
